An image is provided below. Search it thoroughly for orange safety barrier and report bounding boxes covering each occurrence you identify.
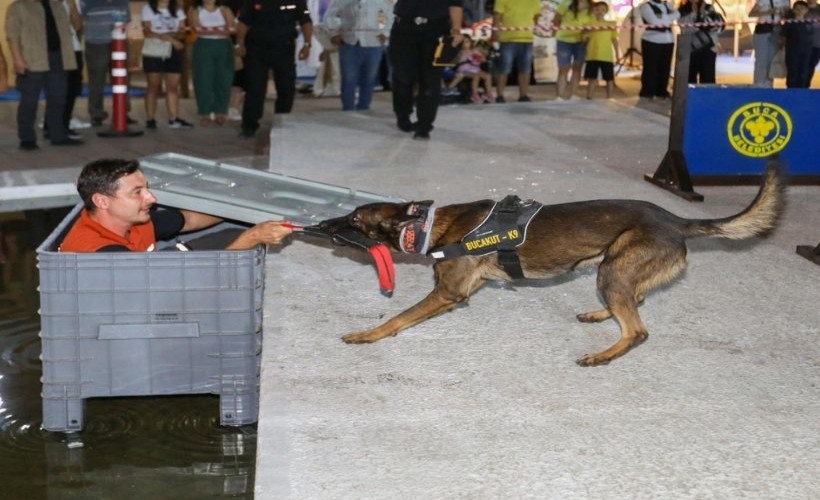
[98,21,143,138]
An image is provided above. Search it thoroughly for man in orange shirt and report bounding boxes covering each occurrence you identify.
[60,158,293,252]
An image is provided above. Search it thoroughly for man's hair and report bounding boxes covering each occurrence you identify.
[77,159,141,211]
[792,0,808,8]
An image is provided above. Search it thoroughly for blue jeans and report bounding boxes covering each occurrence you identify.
[753,32,779,88]
[338,43,384,111]
[556,41,586,67]
[498,42,533,75]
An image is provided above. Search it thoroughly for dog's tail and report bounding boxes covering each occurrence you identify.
[683,157,786,240]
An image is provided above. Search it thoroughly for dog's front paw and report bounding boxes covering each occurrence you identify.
[576,309,612,323]
[342,331,380,344]
[576,353,611,367]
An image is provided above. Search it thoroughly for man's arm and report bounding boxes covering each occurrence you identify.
[449,6,463,46]
[235,20,248,57]
[225,221,293,250]
[491,6,504,42]
[178,210,293,250]
[296,0,312,60]
[0,44,8,92]
[324,0,350,45]
[7,38,26,75]
[298,21,313,60]
[179,209,223,232]
[68,0,82,32]
[6,4,27,75]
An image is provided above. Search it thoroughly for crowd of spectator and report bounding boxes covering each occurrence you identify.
[1,0,818,149]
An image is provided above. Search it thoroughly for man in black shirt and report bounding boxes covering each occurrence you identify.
[390,0,463,140]
[235,0,313,138]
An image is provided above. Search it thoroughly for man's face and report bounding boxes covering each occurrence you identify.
[103,170,158,226]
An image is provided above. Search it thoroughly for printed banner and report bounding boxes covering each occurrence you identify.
[683,87,820,176]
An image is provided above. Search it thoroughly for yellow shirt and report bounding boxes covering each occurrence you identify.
[585,20,617,63]
[556,1,593,44]
[494,0,542,43]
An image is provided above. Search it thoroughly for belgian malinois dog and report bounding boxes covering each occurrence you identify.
[318,160,785,366]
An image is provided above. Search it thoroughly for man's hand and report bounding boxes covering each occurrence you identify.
[298,45,311,60]
[227,221,294,250]
[451,32,464,47]
[330,35,342,46]
[13,57,27,75]
[250,221,293,245]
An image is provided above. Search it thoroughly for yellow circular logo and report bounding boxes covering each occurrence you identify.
[727,102,792,158]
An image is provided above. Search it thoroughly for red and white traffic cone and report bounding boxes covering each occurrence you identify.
[98,21,143,137]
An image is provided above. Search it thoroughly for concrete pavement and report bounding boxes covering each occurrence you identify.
[1,55,818,499]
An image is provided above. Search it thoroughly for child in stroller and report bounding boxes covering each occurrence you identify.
[442,36,496,104]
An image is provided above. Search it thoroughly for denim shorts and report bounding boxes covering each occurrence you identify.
[498,42,534,74]
[556,41,586,67]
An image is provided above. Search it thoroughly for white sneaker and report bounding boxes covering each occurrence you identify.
[227,108,242,121]
[69,117,92,129]
[568,96,582,102]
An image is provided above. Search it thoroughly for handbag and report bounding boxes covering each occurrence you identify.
[691,29,714,52]
[142,38,173,59]
[433,36,461,67]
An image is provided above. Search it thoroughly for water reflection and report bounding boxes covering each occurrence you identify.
[0,209,256,498]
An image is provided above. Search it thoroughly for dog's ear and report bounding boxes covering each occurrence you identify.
[395,200,434,227]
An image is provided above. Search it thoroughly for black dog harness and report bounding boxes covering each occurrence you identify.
[428,195,543,279]
[299,195,542,297]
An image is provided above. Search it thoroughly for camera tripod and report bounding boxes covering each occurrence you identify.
[617,0,642,73]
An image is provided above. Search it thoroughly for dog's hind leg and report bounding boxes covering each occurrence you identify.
[576,231,686,366]
[576,291,648,324]
[343,259,486,344]
[576,288,646,366]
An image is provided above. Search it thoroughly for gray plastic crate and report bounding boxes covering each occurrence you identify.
[38,204,264,432]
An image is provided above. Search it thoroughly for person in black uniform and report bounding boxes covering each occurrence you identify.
[235,0,313,138]
[390,0,463,140]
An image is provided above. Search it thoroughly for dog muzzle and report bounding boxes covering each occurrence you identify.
[398,202,436,255]
[295,223,396,297]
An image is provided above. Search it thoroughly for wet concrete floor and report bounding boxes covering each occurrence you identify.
[0,208,256,499]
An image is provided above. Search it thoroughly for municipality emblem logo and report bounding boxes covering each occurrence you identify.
[727,102,792,158]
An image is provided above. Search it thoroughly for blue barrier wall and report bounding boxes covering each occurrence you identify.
[683,87,819,176]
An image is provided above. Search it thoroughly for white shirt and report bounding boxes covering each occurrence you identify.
[141,5,185,35]
[196,6,229,39]
[639,0,680,44]
[324,0,394,47]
